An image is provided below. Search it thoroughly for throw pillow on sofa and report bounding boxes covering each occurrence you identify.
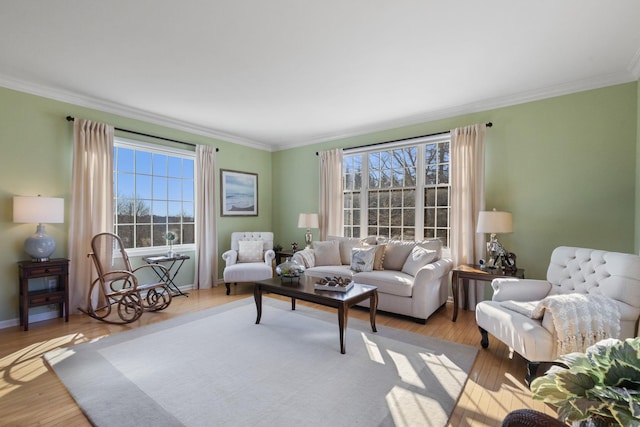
[373,244,385,270]
[350,246,377,272]
[328,236,366,265]
[401,245,437,276]
[238,240,264,262]
[382,240,416,270]
[313,240,342,266]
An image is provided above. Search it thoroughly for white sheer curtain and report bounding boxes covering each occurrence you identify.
[194,145,217,288]
[318,149,344,240]
[68,119,114,313]
[450,123,486,308]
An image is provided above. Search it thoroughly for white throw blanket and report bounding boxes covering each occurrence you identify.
[530,293,621,355]
[295,248,316,268]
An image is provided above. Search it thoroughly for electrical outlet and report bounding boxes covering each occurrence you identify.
[48,279,57,291]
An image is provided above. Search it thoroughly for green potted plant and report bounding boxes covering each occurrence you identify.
[530,338,640,426]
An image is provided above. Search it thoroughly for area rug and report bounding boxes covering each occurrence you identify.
[44,297,478,427]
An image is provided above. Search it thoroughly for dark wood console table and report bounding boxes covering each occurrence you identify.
[451,264,524,322]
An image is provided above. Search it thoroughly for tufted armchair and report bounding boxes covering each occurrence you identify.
[222,232,275,295]
[476,246,640,382]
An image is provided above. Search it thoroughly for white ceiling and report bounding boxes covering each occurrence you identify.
[1,1,639,151]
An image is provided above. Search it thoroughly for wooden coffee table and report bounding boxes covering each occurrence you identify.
[254,275,378,354]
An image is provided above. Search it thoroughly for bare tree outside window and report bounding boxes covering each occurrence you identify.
[114,141,195,250]
[343,136,450,245]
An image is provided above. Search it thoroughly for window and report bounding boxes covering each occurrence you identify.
[114,138,195,253]
[343,134,451,245]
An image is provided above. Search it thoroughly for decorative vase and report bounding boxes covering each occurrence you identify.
[276,257,305,278]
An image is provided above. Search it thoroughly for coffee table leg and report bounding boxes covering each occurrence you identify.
[452,271,459,322]
[254,284,262,324]
[338,304,348,354]
[369,291,378,332]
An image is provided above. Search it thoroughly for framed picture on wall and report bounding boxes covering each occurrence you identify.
[220,169,258,216]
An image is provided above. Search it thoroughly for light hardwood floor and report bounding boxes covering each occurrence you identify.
[0,284,557,426]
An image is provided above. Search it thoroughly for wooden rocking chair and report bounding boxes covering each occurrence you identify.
[80,232,172,324]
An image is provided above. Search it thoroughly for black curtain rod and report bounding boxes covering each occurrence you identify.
[315,122,493,155]
[66,116,219,151]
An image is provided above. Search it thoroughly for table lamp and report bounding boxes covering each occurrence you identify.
[298,213,319,249]
[13,195,65,261]
[476,208,512,269]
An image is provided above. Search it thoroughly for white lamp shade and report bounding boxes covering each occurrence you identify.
[13,196,64,224]
[298,213,319,229]
[476,209,512,234]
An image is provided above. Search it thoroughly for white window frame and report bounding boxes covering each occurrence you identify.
[343,133,451,245]
[114,137,196,257]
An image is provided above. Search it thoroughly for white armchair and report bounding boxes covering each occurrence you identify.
[222,232,275,295]
[475,246,640,382]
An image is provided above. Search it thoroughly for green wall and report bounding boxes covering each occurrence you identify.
[0,87,272,325]
[1,81,638,325]
[273,82,639,282]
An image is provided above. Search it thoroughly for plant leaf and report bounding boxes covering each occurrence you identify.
[556,371,595,397]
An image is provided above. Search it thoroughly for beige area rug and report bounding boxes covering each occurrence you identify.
[45,297,477,426]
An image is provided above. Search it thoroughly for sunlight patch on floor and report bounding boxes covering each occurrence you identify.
[361,331,385,364]
[0,333,89,397]
[386,385,441,427]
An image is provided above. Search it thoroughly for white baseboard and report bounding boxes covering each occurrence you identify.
[0,284,196,331]
[0,310,61,330]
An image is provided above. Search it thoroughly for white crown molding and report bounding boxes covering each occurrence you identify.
[273,70,638,151]
[0,74,274,152]
[629,47,640,80]
[1,70,636,153]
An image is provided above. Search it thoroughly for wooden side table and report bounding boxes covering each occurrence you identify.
[142,254,191,297]
[451,264,524,322]
[18,258,70,331]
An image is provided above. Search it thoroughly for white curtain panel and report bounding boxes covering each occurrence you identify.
[319,149,344,240]
[68,119,114,314]
[194,145,217,289]
[451,123,487,308]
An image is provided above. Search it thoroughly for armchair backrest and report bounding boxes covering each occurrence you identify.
[546,246,640,312]
[230,232,274,253]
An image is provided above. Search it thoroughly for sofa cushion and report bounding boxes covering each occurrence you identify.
[313,240,342,266]
[350,246,377,272]
[303,265,354,280]
[382,240,416,270]
[401,246,437,276]
[237,240,264,262]
[353,270,414,297]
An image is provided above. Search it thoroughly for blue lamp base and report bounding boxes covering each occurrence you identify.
[24,224,56,262]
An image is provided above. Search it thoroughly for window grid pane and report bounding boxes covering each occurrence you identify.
[343,139,450,246]
[114,142,195,249]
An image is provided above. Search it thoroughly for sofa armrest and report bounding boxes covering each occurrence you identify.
[222,250,237,266]
[491,278,551,302]
[414,258,454,284]
[264,249,275,265]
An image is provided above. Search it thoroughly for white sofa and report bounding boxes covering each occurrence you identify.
[476,246,640,382]
[292,236,453,323]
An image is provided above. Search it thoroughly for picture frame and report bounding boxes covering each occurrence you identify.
[220,169,258,216]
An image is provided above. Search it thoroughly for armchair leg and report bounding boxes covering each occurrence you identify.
[525,362,541,386]
[225,283,230,295]
[479,327,489,348]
